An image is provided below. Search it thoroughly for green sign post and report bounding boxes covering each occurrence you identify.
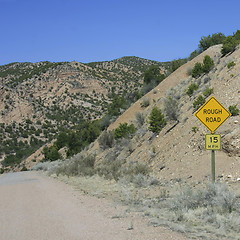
[195,96,231,183]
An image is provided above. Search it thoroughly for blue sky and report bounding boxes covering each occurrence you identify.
[0,0,240,65]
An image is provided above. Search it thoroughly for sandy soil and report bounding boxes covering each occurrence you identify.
[0,171,195,240]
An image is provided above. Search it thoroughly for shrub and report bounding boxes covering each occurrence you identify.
[221,35,240,56]
[54,154,96,177]
[229,105,239,116]
[193,95,205,111]
[143,65,165,84]
[186,83,199,96]
[192,55,214,78]
[42,145,62,161]
[122,162,151,184]
[203,86,214,98]
[199,32,226,51]
[170,58,187,72]
[148,106,166,133]
[135,112,145,126]
[97,157,124,181]
[140,98,150,108]
[98,130,114,149]
[191,62,203,78]
[21,165,28,171]
[107,95,128,117]
[170,183,237,215]
[192,126,199,133]
[227,61,236,69]
[203,55,214,73]
[114,123,136,139]
[163,96,179,121]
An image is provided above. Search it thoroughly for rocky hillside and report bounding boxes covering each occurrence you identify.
[0,57,170,168]
[85,44,240,184]
[0,57,168,123]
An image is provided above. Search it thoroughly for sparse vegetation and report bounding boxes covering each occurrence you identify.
[186,83,199,96]
[227,61,236,69]
[140,98,150,108]
[203,86,214,97]
[221,30,240,56]
[42,145,62,162]
[202,55,214,73]
[114,123,136,139]
[54,154,96,177]
[191,62,203,78]
[143,65,165,85]
[229,105,239,116]
[163,96,179,121]
[170,58,187,73]
[193,95,205,111]
[98,130,115,149]
[148,106,166,133]
[191,55,214,78]
[167,184,240,238]
[192,126,199,133]
[199,32,226,51]
[135,112,145,126]
[142,65,166,94]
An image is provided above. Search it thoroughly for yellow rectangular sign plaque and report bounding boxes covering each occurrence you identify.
[205,134,221,150]
[195,96,231,133]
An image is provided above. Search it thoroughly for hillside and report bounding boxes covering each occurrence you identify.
[0,57,167,123]
[0,57,171,168]
[34,43,240,240]
[85,44,240,183]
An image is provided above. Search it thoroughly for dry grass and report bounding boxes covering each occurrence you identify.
[30,158,240,240]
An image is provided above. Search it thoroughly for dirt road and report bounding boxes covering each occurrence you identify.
[0,171,190,240]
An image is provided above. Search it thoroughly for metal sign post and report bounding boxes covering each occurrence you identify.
[195,96,231,183]
[211,150,215,183]
[205,134,221,183]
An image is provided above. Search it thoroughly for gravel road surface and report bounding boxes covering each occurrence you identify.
[0,171,190,240]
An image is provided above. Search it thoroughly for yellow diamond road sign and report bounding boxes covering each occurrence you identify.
[195,96,231,133]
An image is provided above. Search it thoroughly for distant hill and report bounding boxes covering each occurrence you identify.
[0,56,171,168]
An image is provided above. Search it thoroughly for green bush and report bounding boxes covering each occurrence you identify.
[114,123,136,139]
[143,65,165,84]
[229,105,239,116]
[227,61,236,69]
[21,165,28,171]
[203,86,214,98]
[199,32,226,51]
[193,95,205,111]
[221,31,240,56]
[191,62,203,78]
[107,94,128,117]
[148,106,166,133]
[42,145,62,161]
[203,55,214,73]
[170,58,187,72]
[192,55,214,78]
[187,83,199,96]
[142,65,166,94]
